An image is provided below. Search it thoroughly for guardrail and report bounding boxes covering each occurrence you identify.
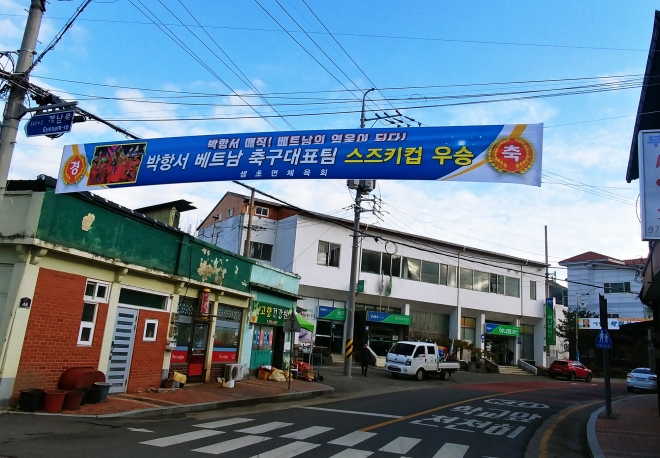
[518,358,538,375]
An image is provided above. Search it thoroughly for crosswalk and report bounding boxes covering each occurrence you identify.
[139,416,476,457]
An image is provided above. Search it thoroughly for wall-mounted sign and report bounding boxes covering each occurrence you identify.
[545,298,555,345]
[318,305,346,321]
[366,311,412,325]
[485,323,520,337]
[55,124,543,194]
[639,130,660,239]
[357,280,365,293]
[249,301,291,326]
[19,297,32,309]
[200,289,211,316]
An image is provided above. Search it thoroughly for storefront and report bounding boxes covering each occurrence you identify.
[354,310,411,356]
[315,305,346,354]
[484,322,519,366]
[248,300,291,371]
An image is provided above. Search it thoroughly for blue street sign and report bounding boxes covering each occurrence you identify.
[25,110,75,137]
[481,333,485,342]
[595,329,612,349]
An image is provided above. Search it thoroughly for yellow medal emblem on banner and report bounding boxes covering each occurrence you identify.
[487,137,535,174]
[61,153,87,185]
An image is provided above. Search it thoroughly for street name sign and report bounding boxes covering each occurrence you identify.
[25,110,74,137]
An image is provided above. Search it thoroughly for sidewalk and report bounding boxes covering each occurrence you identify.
[588,394,660,458]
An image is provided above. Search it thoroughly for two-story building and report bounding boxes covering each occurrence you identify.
[198,192,550,367]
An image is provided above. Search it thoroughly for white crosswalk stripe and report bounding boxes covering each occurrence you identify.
[378,436,421,454]
[432,443,470,458]
[328,449,374,458]
[328,431,377,447]
[236,421,293,434]
[192,435,270,455]
[280,426,334,440]
[194,418,254,429]
[248,440,320,458]
[140,430,223,447]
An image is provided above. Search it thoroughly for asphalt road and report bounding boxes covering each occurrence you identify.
[0,370,630,458]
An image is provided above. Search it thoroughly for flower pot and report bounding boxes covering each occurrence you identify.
[86,387,100,404]
[94,382,112,402]
[19,389,45,412]
[44,389,67,413]
[62,390,84,411]
[79,387,91,406]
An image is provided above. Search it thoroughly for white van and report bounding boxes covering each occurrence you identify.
[385,341,460,381]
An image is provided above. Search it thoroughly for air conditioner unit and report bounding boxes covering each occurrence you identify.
[224,363,244,382]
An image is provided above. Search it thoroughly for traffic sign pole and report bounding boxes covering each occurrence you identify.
[599,294,612,416]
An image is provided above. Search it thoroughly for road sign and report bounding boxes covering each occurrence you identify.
[595,329,612,349]
[481,333,485,342]
[25,110,74,137]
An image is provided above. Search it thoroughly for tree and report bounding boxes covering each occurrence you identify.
[557,308,598,354]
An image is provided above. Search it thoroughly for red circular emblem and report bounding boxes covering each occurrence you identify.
[62,154,88,185]
[487,137,535,174]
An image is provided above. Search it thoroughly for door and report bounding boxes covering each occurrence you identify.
[107,307,138,394]
[330,322,344,354]
[426,345,437,371]
[412,345,426,371]
[188,323,209,382]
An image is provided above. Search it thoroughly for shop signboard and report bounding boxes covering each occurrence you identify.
[367,311,412,325]
[249,300,291,326]
[318,305,346,321]
[545,298,555,345]
[55,124,544,193]
[578,317,651,330]
[638,129,660,239]
[485,323,520,337]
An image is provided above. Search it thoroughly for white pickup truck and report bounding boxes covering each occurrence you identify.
[385,341,460,381]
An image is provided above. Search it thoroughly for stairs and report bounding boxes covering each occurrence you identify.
[498,365,533,376]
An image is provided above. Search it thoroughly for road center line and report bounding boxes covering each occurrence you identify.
[296,406,403,419]
[360,386,567,432]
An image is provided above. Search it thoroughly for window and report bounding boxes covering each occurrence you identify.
[604,282,631,293]
[78,302,98,346]
[413,346,425,357]
[382,253,401,277]
[473,271,490,292]
[84,280,109,302]
[459,268,473,290]
[119,288,168,310]
[421,261,439,284]
[461,316,476,342]
[530,281,537,300]
[143,319,159,341]
[255,206,269,217]
[505,276,520,298]
[447,265,457,287]
[361,249,381,274]
[427,345,436,355]
[490,273,505,295]
[250,242,273,261]
[402,257,421,281]
[318,241,340,267]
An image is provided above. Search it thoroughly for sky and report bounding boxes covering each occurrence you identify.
[1,0,657,281]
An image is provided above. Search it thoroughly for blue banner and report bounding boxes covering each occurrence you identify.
[55,124,542,193]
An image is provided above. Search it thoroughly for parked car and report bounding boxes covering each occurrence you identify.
[385,341,460,381]
[549,360,592,382]
[626,368,657,393]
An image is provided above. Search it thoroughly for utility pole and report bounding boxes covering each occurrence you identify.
[545,225,551,359]
[343,187,363,377]
[243,189,255,257]
[0,0,46,211]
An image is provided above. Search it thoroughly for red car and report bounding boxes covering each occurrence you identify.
[549,360,593,382]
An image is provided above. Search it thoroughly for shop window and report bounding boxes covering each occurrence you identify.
[255,206,269,217]
[143,319,158,342]
[402,257,421,281]
[119,288,168,310]
[317,241,340,267]
[84,280,109,302]
[77,302,98,346]
[214,307,240,363]
[250,242,273,261]
[361,249,381,274]
[505,276,520,298]
[604,282,630,293]
[530,281,537,300]
[382,253,401,277]
[473,271,490,292]
[421,261,439,284]
[459,268,473,290]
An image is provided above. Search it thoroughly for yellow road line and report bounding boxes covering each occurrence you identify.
[538,399,603,457]
[360,386,563,432]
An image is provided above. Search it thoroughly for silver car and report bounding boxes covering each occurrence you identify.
[626,368,657,392]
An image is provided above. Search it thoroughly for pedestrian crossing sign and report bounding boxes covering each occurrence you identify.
[595,329,612,349]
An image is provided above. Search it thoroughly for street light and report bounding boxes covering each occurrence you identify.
[360,88,376,129]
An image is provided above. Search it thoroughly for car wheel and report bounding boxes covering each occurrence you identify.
[440,370,448,381]
[567,372,575,382]
[627,386,633,393]
[391,373,399,379]
[415,369,425,381]
[586,374,592,383]
[549,373,556,379]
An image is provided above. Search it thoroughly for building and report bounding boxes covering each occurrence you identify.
[559,251,649,318]
[198,192,552,367]
[0,176,298,407]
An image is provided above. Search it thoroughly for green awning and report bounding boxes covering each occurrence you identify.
[296,314,315,332]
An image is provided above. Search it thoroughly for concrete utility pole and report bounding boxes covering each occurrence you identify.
[243,189,256,257]
[0,0,46,211]
[343,187,363,377]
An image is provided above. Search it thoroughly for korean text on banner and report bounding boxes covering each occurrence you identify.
[639,129,660,240]
[55,124,543,193]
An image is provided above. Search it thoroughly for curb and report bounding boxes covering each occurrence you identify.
[587,397,627,458]
[2,385,335,419]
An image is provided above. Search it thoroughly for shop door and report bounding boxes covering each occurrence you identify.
[250,325,274,370]
[331,323,344,354]
[188,323,209,382]
[107,307,138,394]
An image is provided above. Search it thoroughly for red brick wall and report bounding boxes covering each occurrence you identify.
[11,268,108,403]
[126,309,168,392]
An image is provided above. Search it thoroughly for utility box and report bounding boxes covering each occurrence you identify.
[346,180,376,193]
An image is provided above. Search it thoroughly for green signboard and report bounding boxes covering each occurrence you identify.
[545,298,555,345]
[318,306,346,321]
[485,323,520,337]
[357,280,365,293]
[249,301,291,326]
[367,311,412,325]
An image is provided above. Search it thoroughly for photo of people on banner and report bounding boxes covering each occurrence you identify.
[87,142,146,186]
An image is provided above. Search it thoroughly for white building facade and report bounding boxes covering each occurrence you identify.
[198,193,552,367]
